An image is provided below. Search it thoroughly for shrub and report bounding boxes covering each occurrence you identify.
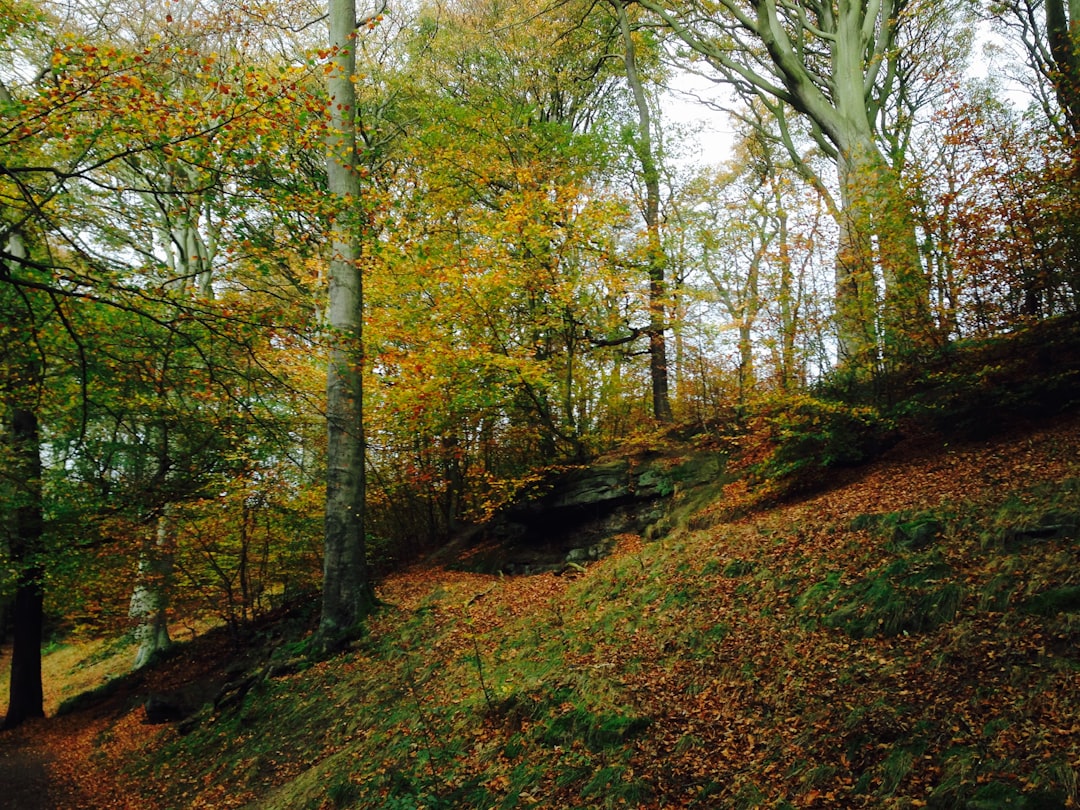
[750,394,896,495]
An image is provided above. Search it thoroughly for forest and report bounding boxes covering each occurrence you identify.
[2,0,1080,806]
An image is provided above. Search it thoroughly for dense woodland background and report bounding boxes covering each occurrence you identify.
[2,0,1080,797]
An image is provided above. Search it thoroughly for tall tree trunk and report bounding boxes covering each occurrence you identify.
[737,248,761,403]
[616,1,672,422]
[4,406,44,728]
[834,149,881,368]
[1047,0,1080,136]
[321,0,374,647]
[2,222,44,728]
[129,510,173,670]
[775,203,798,390]
[836,135,934,368]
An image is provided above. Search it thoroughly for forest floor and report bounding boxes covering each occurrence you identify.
[1,409,1080,809]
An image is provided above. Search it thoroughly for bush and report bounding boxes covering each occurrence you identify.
[751,394,896,495]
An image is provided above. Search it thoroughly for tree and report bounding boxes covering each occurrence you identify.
[320,0,377,646]
[0,0,330,715]
[909,78,1079,331]
[1,3,54,725]
[989,0,1080,138]
[985,0,1080,308]
[614,1,672,421]
[0,229,45,727]
[670,104,830,403]
[635,0,942,367]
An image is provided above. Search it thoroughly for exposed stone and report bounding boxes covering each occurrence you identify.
[446,442,727,575]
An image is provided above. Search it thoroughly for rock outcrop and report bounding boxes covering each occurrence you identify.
[449,443,725,574]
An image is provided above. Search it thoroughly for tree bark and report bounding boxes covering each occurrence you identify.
[616,1,673,422]
[4,406,45,728]
[838,134,934,366]
[129,510,173,670]
[834,147,881,367]
[2,221,44,728]
[321,0,374,647]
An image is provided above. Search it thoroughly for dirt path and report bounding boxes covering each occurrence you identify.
[0,710,149,810]
[0,736,55,810]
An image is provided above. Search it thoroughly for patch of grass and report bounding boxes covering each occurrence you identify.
[798,553,964,637]
[1023,586,1080,616]
[960,780,1068,809]
[676,622,730,659]
[326,778,360,808]
[980,480,1080,550]
[580,763,650,806]
[722,559,756,577]
[878,739,928,795]
[850,509,950,551]
[536,701,650,751]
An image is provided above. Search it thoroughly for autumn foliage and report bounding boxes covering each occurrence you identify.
[2,0,1080,805]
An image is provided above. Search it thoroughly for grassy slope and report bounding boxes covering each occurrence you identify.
[83,410,1078,810]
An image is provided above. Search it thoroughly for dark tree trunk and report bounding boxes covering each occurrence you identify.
[4,407,44,729]
[4,577,44,728]
[1046,0,1080,137]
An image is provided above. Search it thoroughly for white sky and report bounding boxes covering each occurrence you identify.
[661,70,737,167]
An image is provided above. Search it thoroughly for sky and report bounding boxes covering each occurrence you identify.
[661,70,737,168]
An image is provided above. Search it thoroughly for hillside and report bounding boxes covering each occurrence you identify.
[3,407,1080,809]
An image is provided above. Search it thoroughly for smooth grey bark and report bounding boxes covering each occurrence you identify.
[615,1,672,421]
[129,509,173,669]
[321,0,374,646]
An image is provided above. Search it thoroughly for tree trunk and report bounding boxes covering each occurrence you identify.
[737,246,761,403]
[836,135,935,368]
[129,510,173,670]
[321,0,374,648]
[1046,0,1080,136]
[834,149,881,368]
[4,406,45,728]
[617,1,672,422]
[775,202,798,390]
